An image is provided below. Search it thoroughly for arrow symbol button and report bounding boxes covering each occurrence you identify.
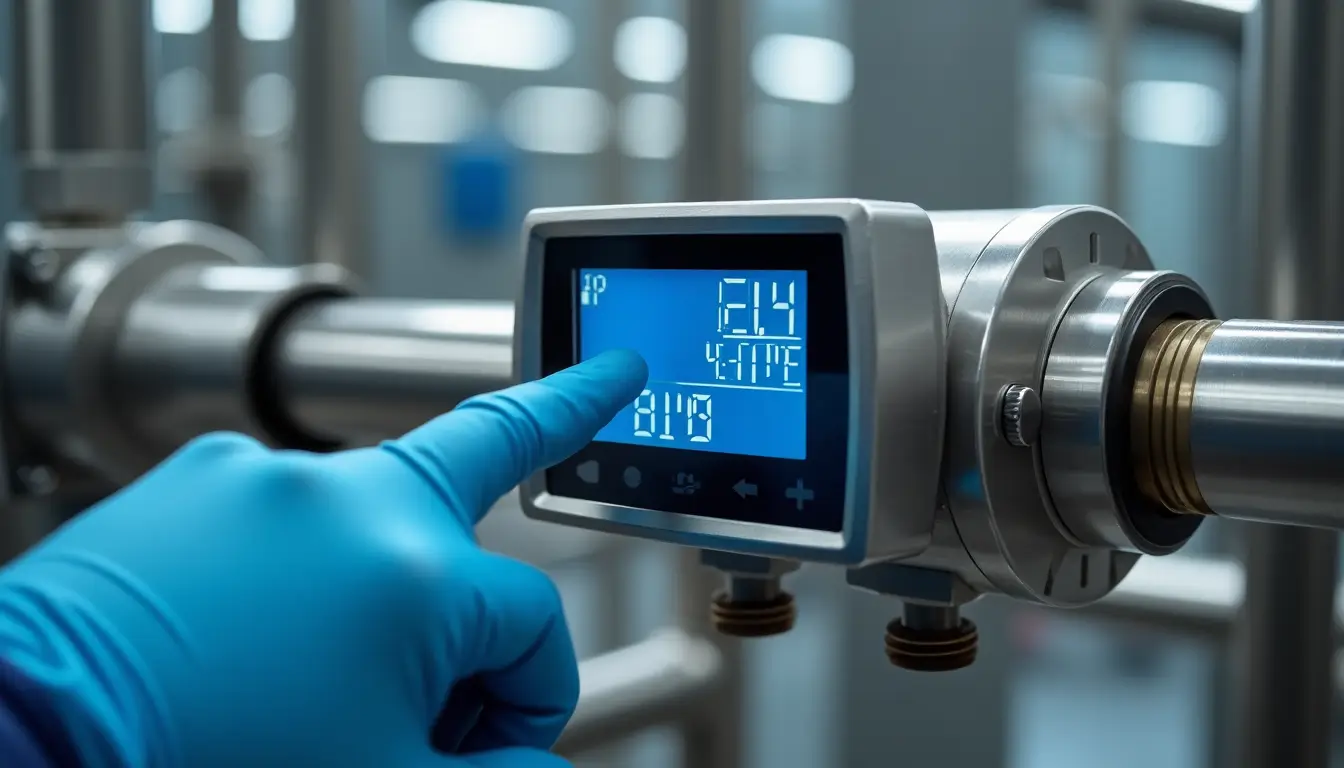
[733,479,758,499]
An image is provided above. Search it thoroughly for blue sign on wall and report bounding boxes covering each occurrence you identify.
[438,137,517,242]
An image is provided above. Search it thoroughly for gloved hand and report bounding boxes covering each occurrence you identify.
[0,349,648,768]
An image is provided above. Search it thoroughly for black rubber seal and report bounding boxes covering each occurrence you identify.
[1104,282,1214,553]
[250,285,354,454]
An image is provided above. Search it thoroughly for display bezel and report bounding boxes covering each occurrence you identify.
[516,201,876,562]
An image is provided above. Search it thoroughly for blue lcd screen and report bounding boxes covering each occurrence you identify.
[578,268,809,461]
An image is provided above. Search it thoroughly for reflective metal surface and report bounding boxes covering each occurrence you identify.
[943,206,1143,606]
[293,0,369,274]
[114,262,354,466]
[273,299,514,445]
[926,210,1021,313]
[191,0,253,235]
[556,628,723,757]
[1042,270,1210,554]
[1234,0,1344,763]
[12,0,151,220]
[1185,321,1344,528]
[6,221,261,483]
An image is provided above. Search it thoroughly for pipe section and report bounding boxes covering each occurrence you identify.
[272,299,514,445]
[12,0,151,220]
[113,263,353,462]
[1134,319,1344,531]
[555,630,722,756]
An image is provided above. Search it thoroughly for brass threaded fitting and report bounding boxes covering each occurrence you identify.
[1131,318,1221,516]
[710,591,796,637]
[884,618,979,672]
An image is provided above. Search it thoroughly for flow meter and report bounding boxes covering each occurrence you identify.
[517,199,1221,671]
[517,199,946,564]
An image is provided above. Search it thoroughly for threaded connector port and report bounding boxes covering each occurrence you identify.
[884,604,978,672]
[885,617,978,672]
[710,590,796,637]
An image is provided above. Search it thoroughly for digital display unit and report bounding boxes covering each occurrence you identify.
[538,231,850,534]
[517,200,949,565]
[577,268,809,461]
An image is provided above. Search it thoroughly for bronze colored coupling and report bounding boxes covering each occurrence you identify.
[1131,319,1221,516]
[884,616,979,672]
[711,590,797,637]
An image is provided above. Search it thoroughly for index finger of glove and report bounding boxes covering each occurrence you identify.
[380,349,647,524]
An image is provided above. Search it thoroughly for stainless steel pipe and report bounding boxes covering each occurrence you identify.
[12,0,151,221]
[555,629,722,756]
[1133,319,1344,531]
[1187,321,1344,528]
[272,299,515,446]
[113,262,353,466]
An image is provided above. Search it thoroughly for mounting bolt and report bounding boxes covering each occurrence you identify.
[9,243,60,287]
[999,384,1041,448]
[16,465,59,496]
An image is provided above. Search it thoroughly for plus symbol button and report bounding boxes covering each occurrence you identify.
[785,479,815,510]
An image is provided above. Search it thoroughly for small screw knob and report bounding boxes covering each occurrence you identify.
[16,465,59,496]
[10,245,59,287]
[1000,384,1041,448]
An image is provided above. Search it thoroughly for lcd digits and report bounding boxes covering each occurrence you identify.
[578,268,809,460]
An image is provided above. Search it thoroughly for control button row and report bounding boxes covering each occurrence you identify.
[574,461,813,507]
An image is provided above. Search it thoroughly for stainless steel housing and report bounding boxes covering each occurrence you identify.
[516,200,949,565]
[4,220,356,486]
[915,206,1153,607]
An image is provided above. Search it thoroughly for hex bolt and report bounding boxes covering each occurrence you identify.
[999,384,1042,448]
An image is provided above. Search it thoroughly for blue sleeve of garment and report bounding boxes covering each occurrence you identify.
[0,657,79,767]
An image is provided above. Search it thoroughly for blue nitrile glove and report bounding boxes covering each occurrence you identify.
[0,349,648,768]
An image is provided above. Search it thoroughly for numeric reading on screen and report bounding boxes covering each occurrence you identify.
[578,268,808,460]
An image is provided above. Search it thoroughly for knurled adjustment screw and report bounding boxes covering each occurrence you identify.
[1000,384,1042,448]
[9,243,59,287]
[711,590,797,638]
[885,617,979,672]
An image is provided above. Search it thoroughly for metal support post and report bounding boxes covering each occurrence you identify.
[12,0,151,223]
[293,0,368,274]
[1233,1,1344,766]
[682,0,748,203]
[679,2,749,765]
[677,548,743,768]
[1091,0,1134,212]
[597,0,627,205]
[195,0,253,235]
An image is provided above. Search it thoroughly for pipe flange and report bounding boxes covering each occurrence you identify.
[943,206,1148,607]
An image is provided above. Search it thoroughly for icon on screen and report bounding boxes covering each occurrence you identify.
[580,273,607,306]
[623,466,642,488]
[577,460,600,484]
[672,473,701,495]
